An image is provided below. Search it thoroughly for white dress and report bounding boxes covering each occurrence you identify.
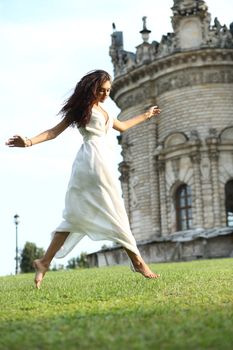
[53,107,141,259]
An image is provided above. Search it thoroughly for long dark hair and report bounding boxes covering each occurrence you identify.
[59,70,111,128]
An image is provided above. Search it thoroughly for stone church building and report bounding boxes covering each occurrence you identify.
[87,0,233,267]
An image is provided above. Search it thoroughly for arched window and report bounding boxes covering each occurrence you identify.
[176,184,192,231]
[225,180,233,227]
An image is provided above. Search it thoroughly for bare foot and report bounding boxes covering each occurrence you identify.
[131,260,160,279]
[33,259,48,289]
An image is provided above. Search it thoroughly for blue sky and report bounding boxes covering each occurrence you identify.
[1,0,232,276]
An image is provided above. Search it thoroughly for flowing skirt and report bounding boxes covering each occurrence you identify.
[54,136,140,258]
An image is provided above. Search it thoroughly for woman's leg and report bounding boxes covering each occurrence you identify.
[124,248,160,279]
[33,231,69,288]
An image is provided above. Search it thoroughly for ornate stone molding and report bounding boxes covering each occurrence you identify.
[111,49,233,109]
[220,126,233,143]
[157,139,202,163]
[118,161,130,182]
[172,0,208,18]
[109,2,233,78]
[118,134,134,162]
[200,157,211,182]
[130,176,139,208]
[157,159,166,172]
[190,152,201,164]
[171,158,180,178]
[156,66,233,97]
[206,128,220,162]
[208,150,219,162]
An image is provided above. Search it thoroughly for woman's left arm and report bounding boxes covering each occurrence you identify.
[113,106,161,132]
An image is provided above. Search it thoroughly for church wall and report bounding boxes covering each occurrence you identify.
[121,119,158,242]
[107,0,233,259]
[87,230,233,267]
[123,79,233,237]
[116,81,233,239]
[157,83,233,141]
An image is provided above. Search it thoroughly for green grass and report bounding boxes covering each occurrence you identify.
[0,258,233,350]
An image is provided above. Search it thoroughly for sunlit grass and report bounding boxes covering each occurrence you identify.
[0,258,232,350]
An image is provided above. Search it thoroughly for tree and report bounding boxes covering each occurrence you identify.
[51,263,65,271]
[66,257,79,269]
[66,252,89,269]
[20,241,45,273]
[78,252,89,268]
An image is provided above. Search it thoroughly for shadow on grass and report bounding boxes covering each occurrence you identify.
[0,302,233,350]
[1,259,233,350]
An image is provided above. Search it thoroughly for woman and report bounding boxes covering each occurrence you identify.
[6,70,161,288]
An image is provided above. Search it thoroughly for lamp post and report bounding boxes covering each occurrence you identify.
[14,214,20,275]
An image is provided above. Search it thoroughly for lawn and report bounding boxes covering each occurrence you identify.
[0,258,232,350]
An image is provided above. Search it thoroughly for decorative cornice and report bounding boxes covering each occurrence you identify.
[111,49,233,109]
[109,5,233,79]
[172,0,208,18]
[153,127,233,163]
[157,141,202,161]
[155,65,233,96]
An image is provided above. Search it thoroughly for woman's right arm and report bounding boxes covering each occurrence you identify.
[5,118,70,148]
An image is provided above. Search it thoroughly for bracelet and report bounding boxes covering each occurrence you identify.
[25,137,32,147]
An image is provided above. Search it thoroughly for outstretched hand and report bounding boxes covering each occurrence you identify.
[5,135,28,147]
[145,105,161,120]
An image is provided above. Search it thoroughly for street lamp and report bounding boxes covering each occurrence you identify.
[14,214,20,275]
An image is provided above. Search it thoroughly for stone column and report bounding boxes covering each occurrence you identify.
[148,121,161,236]
[153,155,162,235]
[200,153,214,228]
[117,134,133,221]
[157,158,168,235]
[207,139,221,227]
[190,151,204,228]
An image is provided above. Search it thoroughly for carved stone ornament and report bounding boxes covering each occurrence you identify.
[156,65,233,97]
[172,0,208,15]
[157,159,166,172]
[112,56,233,108]
[190,152,201,164]
[220,126,233,142]
[121,144,133,162]
[209,128,218,138]
[190,129,200,141]
[200,157,211,181]
[171,158,180,178]
[207,19,233,49]
[109,2,233,79]
[164,132,188,148]
[130,176,139,207]
[208,150,219,162]
[116,84,153,109]
[118,161,130,182]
